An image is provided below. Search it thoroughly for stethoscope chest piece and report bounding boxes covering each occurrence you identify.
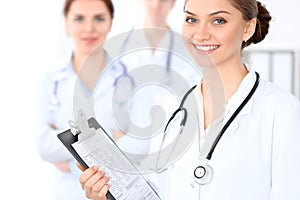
[194,159,213,185]
[48,97,59,111]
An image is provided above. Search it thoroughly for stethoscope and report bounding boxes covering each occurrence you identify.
[113,26,174,88]
[112,27,175,127]
[156,72,260,185]
[49,80,60,111]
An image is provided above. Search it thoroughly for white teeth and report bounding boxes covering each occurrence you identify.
[195,45,218,51]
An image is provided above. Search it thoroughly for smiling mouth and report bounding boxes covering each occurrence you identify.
[193,44,219,54]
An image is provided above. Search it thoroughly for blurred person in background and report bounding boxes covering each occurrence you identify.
[112,0,199,145]
[34,0,114,199]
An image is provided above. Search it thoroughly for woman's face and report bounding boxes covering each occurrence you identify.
[182,0,255,67]
[65,0,112,55]
[142,0,175,23]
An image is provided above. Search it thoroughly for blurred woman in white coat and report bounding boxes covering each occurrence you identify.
[34,0,114,199]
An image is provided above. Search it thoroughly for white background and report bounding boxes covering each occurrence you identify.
[0,0,299,199]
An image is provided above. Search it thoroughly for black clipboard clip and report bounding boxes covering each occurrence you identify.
[68,110,96,143]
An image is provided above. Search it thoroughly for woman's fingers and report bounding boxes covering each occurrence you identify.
[92,183,110,200]
[79,166,110,199]
[79,166,99,189]
[77,162,85,172]
[84,171,107,195]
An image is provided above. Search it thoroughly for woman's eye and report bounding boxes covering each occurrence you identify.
[95,16,105,22]
[213,18,226,25]
[185,17,198,24]
[74,16,83,22]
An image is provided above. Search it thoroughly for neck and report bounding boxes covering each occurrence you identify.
[143,19,168,29]
[72,51,87,74]
[203,61,248,102]
[72,47,106,91]
[143,25,169,51]
[201,61,248,128]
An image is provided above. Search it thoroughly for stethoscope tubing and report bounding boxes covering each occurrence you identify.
[157,72,260,181]
[115,27,174,88]
[206,72,260,160]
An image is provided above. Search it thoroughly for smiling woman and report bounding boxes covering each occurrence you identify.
[76,0,300,199]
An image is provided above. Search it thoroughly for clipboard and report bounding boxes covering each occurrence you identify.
[57,110,161,200]
[57,117,116,200]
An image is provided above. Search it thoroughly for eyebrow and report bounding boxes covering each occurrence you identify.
[209,10,231,16]
[184,10,197,16]
[73,12,106,16]
[184,9,232,16]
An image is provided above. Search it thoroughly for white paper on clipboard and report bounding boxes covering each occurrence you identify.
[71,127,161,200]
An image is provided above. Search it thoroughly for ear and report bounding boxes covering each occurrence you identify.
[243,18,256,42]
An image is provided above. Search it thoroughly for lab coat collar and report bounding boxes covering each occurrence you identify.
[51,51,75,82]
[225,66,257,118]
[52,51,112,84]
[221,66,258,137]
[197,65,258,138]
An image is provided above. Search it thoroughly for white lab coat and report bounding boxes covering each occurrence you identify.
[162,68,300,200]
[34,52,150,200]
[34,53,88,200]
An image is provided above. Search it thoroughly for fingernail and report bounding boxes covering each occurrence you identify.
[99,170,106,176]
[93,166,99,171]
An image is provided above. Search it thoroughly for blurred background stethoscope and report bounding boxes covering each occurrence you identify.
[112,27,175,90]
[48,74,69,111]
[49,80,60,110]
[111,27,176,132]
[154,72,260,185]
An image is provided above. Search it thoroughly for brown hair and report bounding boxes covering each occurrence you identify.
[229,0,272,49]
[63,0,114,19]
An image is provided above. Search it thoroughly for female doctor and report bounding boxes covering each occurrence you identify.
[78,0,300,199]
[34,0,116,199]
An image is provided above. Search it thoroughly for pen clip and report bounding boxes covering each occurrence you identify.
[69,109,96,142]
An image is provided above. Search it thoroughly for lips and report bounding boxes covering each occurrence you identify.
[192,43,219,54]
[82,37,98,43]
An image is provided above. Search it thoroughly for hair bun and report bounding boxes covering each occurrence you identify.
[252,1,272,44]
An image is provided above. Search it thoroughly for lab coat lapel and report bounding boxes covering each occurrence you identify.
[224,98,254,137]
[222,70,257,138]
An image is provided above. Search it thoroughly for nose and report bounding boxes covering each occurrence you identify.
[194,24,211,41]
[84,21,95,33]
[148,0,161,8]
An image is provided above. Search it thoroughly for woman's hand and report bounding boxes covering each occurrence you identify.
[79,166,110,200]
[112,130,125,141]
[53,161,70,172]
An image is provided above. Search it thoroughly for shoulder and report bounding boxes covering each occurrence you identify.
[257,79,300,112]
[47,54,75,80]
